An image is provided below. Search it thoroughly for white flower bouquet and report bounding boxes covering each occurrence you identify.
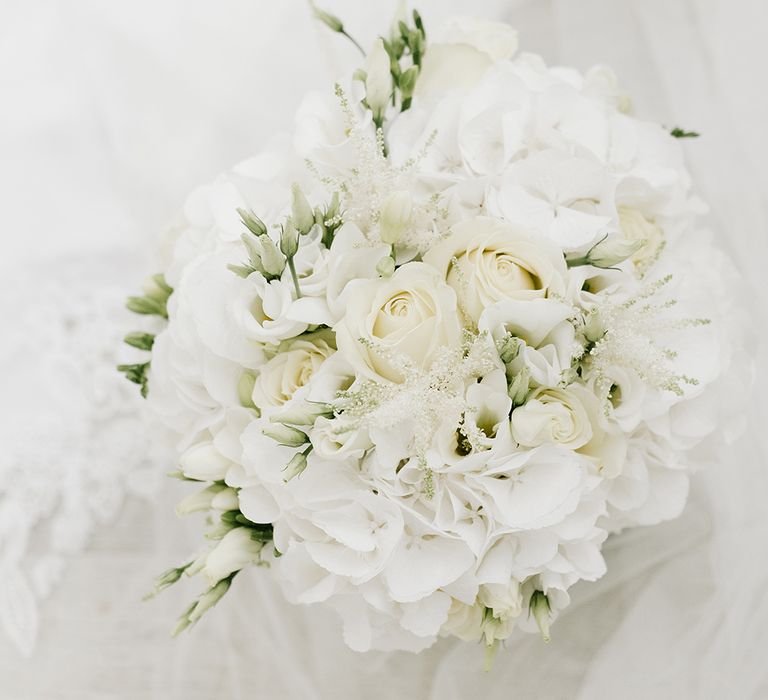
[120,5,736,661]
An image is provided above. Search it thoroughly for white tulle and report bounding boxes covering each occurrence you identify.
[1,0,766,697]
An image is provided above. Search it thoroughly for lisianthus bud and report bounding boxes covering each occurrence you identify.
[283,451,309,481]
[280,218,299,258]
[529,590,551,642]
[240,232,266,274]
[291,184,315,235]
[380,190,412,244]
[175,483,228,516]
[376,255,396,278]
[237,208,267,237]
[142,273,172,302]
[586,236,645,268]
[203,527,264,586]
[259,235,286,277]
[270,402,333,426]
[210,487,239,511]
[498,334,520,364]
[310,1,343,33]
[508,368,530,407]
[179,442,232,481]
[365,38,392,123]
[262,423,309,447]
[237,372,257,409]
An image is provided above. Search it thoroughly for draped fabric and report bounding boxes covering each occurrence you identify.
[1,1,765,697]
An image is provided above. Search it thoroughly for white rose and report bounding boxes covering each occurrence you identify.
[424,217,567,324]
[617,205,665,273]
[510,386,594,450]
[334,262,462,383]
[310,416,372,461]
[250,331,336,414]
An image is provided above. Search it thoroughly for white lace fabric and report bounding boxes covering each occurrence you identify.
[0,252,163,655]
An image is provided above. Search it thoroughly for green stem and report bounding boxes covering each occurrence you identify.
[341,29,365,56]
[287,256,302,299]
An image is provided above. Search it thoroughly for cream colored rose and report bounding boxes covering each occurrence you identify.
[334,262,462,383]
[510,386,593,450]
[424,217,567,323]
[618,206,665,274]
[251,331,335,413]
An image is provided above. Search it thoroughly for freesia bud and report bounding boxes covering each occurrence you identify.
[187,577,233,624]
[203,527,264,586]
[262,423,309,447]
[365,38,392,123]
[291,184,315,235]
[179,442,232,481]
[379,190,412,244]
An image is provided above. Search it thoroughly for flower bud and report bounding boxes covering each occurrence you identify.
[283,451,309,482]
[237,208,267,237]
[187,577,233,624]
[497,334,520,364]
[508,367,530,407]
[142,274,172,303]
[529,590,551,643]
[179,442,232,481]
[365,38,392,122]
[123,331,155,351]
[210,487,239,511]
[280,218,300,258]
[175,483,228,516]
[376,255,396,278]
[262,423,309,447]
[237,372,257,409]
[310,2,344,33]
[258,235,286,277]
[203,527,264,586]
[291,184,315,235]
[270,402,333,426]
[379,190,412,244]
[586,236,645,269]
[399,65,419,101]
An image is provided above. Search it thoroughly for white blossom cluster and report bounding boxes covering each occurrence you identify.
[131,10,736,656]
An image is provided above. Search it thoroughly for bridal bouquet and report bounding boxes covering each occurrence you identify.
[120,5,736,658]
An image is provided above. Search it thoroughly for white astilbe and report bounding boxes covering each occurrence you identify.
[585,275,710,403]
[333,332,497,458]
[308,85,447,253]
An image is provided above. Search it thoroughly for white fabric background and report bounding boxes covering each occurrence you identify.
[1,0,766,698]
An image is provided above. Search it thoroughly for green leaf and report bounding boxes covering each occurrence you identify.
[670,127,700,138]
